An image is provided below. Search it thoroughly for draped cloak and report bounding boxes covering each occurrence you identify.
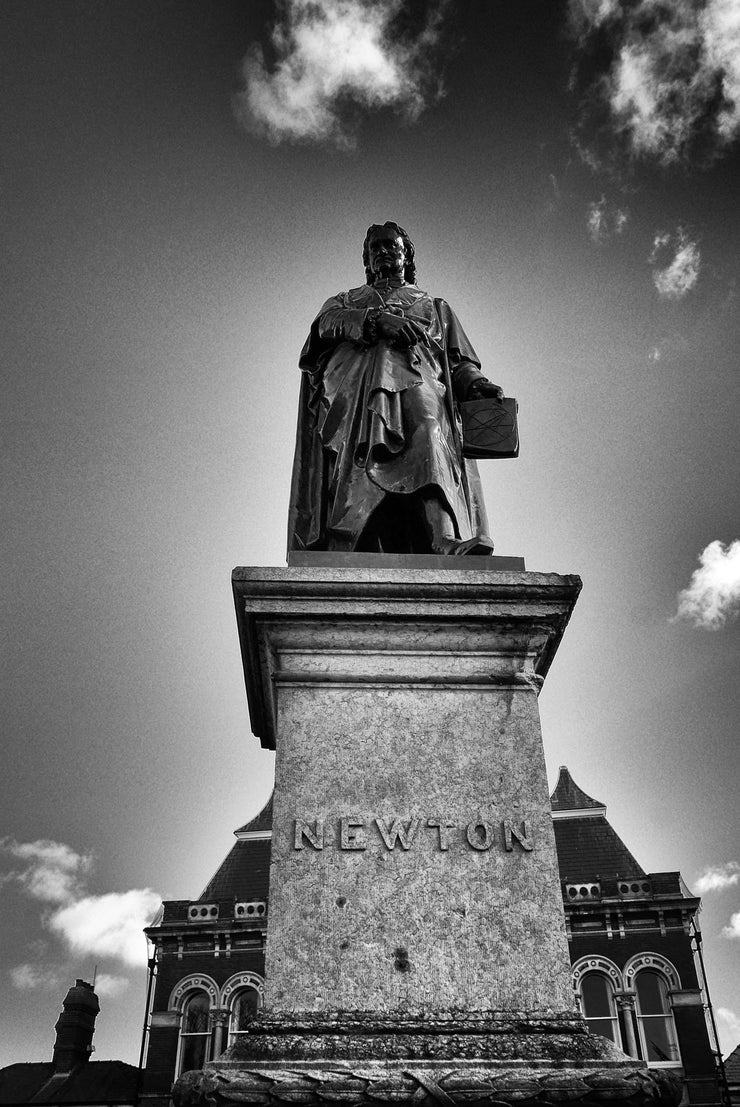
[287,282,490,553]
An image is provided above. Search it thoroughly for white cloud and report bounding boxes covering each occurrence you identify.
[674,539,740,629]
[50,890,161,968]
[586,195,630,243]
[694,862,740,894]
[650,227,701,299]
[2,836,161,973]
[717,1007,740,1053]
[0,837,93,904]
[723,911,740,939]
[702,0,740,142]
[10,963,65,991]
[94,972,131,998]
[569,0,740,166]
[10,961,130,1001]
[235,0,448,147]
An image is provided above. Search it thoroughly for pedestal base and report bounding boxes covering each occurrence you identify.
[186,566,683,1107]
[172,1011,681,1106]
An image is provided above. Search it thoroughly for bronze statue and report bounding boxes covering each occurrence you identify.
[288,222,504,556]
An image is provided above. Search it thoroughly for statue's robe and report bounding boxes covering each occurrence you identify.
[288,281,490,553]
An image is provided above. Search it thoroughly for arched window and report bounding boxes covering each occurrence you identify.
[227,987,261,1046]
[177,990,213,1074]
[222,972,264,1050]
[634,970,679,1064]
[579,972,622,1048]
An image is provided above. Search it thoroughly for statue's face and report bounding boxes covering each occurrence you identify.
[367,228,406,279]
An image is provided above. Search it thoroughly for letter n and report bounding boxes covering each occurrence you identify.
[294,820,324,850]
[503,819,534,852]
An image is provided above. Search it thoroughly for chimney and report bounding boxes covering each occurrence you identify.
[52,979,100,1072]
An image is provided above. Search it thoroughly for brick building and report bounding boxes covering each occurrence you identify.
[140,796,272,1101]
[0,978,138,1104]
[551,767,724,1104]
[140,770,725,1104]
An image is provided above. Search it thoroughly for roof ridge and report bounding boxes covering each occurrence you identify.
[551,765,606,812]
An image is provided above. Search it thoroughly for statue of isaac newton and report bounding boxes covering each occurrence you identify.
[288,221,516,556]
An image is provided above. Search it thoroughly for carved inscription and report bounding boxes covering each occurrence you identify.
[293,817,534,853]
[375,817,419,850]
[294,819,324,850]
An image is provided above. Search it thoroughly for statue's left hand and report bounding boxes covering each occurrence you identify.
[467,379,504,402]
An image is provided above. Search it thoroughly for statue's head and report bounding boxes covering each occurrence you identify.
[363,222,416,285]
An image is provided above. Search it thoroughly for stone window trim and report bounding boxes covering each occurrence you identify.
[169,973,220,1013]
[623,953,681,994]
[222,971,266,1006]
[169,971,265,1013]
[572,955,623,994]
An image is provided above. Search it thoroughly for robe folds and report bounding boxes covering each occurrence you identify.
[287,281,490,553]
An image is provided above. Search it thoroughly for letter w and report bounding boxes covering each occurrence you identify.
[375,817,420,850]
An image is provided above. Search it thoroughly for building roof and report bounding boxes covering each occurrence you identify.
[188,794,274,903]
[725,1042,740,1082]
[553,813,646,882]
[550,767,645,883]
[0,1060,138,1104]
[199,838,271,902]
[551,765,605,814]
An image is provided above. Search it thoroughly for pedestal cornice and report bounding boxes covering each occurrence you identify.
[232,566,582,749]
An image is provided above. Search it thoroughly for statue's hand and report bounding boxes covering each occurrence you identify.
[377,311,419,347]
[467,378,504,402]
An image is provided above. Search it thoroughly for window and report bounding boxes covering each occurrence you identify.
[634,971,679,1064]
[580,972,622,1047]
[178,990,212,1074]
[227,987,261,1047]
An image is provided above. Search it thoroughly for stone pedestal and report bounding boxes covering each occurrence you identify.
[172,561,680,1107]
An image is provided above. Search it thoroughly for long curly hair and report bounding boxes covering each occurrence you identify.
[362,222,416,285]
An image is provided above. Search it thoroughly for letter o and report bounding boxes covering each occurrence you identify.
[466,822,494,850]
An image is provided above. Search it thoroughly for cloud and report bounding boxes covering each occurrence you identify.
[723,911,740,939]
[10,961,129,999]
[0,837,93,904]
[586,195,629,242]
[694,862,740,894]
[674,540,740,629]
[10,963,65,991]
[235,0,449,147]
[717,1007,740,1053]
[1,836,161,973]
[94,972,130,998]
[50,890,161,968]
[650,227,701,299]
[569,0,740,168]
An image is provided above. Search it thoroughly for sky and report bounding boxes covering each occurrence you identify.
[1,0,739,1069]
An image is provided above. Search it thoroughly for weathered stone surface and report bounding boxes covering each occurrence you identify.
[232,566,582,753]
[192,567,684,1107]
[288,551,526,571]
[212,1010,605,1063]
[231,568,580,1015]
[173,1053,682,1107]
